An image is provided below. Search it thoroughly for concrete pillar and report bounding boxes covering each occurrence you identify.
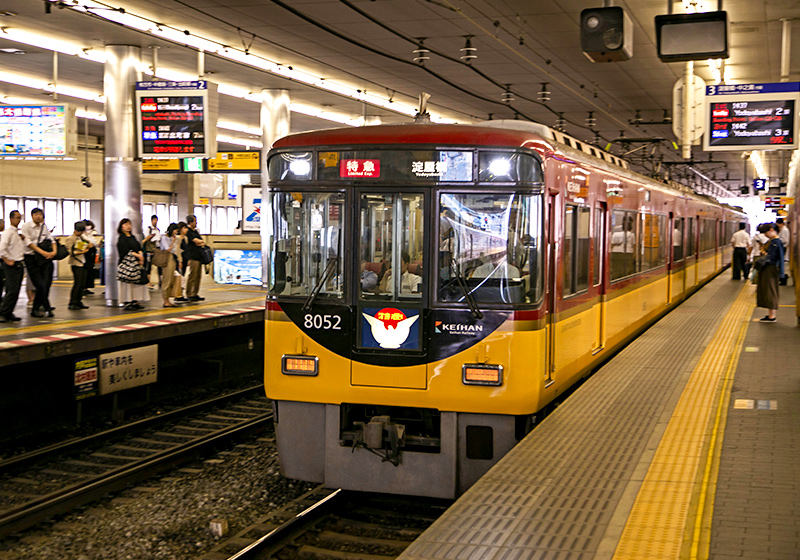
[174,174,193,221]
[260,89,291,287]
[103,45,142,306]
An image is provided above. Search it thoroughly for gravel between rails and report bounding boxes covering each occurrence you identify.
[0,436,316,560]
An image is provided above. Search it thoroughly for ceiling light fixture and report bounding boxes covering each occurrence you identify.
[459,36,477,63]
[502,85,514,104]
[537,82,550,103]
[413,39,430,65]
[554,113,566,131]
[586,111,596,128]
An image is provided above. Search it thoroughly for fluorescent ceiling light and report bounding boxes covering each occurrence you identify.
[216,134,263,148]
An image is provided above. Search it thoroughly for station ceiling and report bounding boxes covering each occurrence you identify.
[1,0,799,195]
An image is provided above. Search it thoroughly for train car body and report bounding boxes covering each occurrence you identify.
[263,121,744,498]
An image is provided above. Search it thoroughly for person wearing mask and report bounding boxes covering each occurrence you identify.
[160,223,184,307]
[20,208,56,318]
[756,223,784,322]
[64,221,91,310]
[730,223,751,281]
[181,214,206,302]
[116,218,149,311]
[0,211,24,322]
[83,219,101,295]
[777,218,790,285]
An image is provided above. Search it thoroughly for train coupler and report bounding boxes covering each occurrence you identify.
[350,415,406,466]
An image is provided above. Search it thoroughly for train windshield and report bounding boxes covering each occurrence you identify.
[438,193,544,305]
[359,193,425,301]
[266,191,345,298]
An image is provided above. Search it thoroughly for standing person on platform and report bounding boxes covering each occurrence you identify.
[20,208,55,318]
[116,218,150,311]
[64,221,90,310]
[143,215,161,289]
[0,218,5,301]
[181,214,206,302]
[777,218,790,285]
[83,219,100,295]
[756,223,784,323]
[730,223,751,281]
[160,223,183,307]
[0,211,24,322]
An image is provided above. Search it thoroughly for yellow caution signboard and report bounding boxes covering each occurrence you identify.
[780,197,795,205]
[142,158,180,172]
[208,151,260,171]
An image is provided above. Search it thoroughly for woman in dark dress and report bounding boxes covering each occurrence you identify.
[116,218,150,310]
[756,223,783,322]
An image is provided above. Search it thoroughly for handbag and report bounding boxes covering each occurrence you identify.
[753,240,772,271]
[199,245,213,265]
[117,253,143,284]
[54,239,69,261]
[152,248,171,268]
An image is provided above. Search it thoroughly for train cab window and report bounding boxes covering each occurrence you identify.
[563,205,590,296]
[673,218,684,261]
[267,192,345,298]
[610,210,637,280]
[359,193,425,301]
[438,192,543,305]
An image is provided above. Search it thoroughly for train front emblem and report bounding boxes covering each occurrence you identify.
[361,308,420,350]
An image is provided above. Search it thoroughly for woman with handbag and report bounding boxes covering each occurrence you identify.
[64,221,91,310]
[116,218,150,311]
[159,223,184,307]
[755,223,784,323]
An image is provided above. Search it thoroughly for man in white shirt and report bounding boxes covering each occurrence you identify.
[472,255,521,279]
[777,218,790,285]
[610,219,636,277]
[0,211,25,322]
[400,252,422,294]
[730,222,751,281]
[20,208,56,318]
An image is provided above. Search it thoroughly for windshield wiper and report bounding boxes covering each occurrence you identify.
[303,256,339,311]
[451,258,483,319]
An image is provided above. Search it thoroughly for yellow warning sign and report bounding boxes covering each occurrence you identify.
[142,158,180,171]
[207,151,260,171]
[780,197,795,205]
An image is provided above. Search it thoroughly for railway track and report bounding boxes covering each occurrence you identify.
[0,387,272,538]
[204,486,450,560]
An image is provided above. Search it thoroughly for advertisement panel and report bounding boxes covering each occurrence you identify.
[242,186,261,232]
[0,104,77,157]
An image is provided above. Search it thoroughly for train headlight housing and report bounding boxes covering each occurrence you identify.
[281,355,319,376]
[462,364,503,386]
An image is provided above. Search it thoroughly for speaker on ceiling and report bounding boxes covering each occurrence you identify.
[580,7,633,63]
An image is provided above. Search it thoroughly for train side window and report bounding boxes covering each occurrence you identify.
[593,206,605,286]
[640,214,665,271]
[563,205,590,295]
[673,218,684,261]
[610,210,636,280]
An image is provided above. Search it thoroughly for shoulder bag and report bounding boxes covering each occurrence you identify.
[117,252,143,284]
[199,245,213,265]
[53,239,69,261]
[753,240,771,271]
[151,248,171,268]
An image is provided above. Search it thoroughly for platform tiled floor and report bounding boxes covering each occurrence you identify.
[400,276,800,560]
[0,277,265,344]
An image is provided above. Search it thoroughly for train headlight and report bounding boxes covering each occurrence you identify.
[487,157,511,177]
[281,355,319,376]
[462,364,503,386]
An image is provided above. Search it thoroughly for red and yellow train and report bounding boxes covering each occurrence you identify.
[263,121,745,498]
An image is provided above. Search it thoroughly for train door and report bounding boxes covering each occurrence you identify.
[545,192,558,387]
[593,203,607,353]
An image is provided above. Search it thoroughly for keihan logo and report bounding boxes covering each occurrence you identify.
[435,320,483,334]
[363,308,419,349]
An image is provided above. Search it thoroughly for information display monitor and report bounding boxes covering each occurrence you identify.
[704,82,799,151]
[136,81,218,159]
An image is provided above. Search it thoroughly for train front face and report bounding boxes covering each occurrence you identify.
[264,142,548,498]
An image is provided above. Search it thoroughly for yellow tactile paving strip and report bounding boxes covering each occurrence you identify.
[612,284,754,560]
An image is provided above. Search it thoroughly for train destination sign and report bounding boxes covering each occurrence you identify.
[136,80,218,159]
[704,82,799,151]
[0,104,77,157]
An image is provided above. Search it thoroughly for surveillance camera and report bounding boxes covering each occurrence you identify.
[81,176,92,188]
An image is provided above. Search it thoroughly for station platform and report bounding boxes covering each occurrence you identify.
[0,280,265,365]
[400,274,800,560]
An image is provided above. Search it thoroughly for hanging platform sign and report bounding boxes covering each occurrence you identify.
[136,80,218,159]
[704,82,799,151]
